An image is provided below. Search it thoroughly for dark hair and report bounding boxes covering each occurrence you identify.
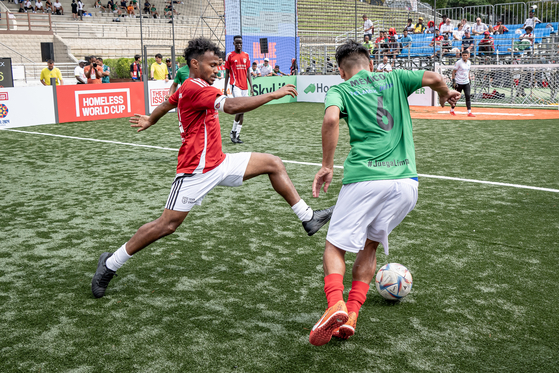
[252,62,257,65]
[233,35,242,40]
[408,18,412,22]
[183,37,220,68]
[525,26,533,31]
[461,50,470,54]
[362,14,367,18]
[90,55,96,60]
[335,40,370,69]
[442,14,447,18]
[155,53,163,59]
[134,54,141,61]
[47,59,54,63]
[97,57,103,62]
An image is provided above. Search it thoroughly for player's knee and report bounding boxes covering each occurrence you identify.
[269,155,285,172]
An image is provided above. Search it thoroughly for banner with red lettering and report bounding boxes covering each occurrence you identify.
[147,80,173,114]
[57,83,145,123]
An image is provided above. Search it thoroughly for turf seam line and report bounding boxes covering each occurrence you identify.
[3,128,559,194]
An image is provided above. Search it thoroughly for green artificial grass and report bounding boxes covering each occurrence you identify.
[0,103,558,372]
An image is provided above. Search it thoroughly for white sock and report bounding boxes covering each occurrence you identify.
[231,121,239,133]
[106,243,132,271]
[292,199,314,222]
[236,124,242,135]
[468,109,472,113]
[450,107,454,112]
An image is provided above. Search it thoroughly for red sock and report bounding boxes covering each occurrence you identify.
[324,273,344,308]
[346,281,370,317]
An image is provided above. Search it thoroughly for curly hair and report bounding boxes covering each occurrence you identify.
[183,37,221,68]
[334,40,370,69]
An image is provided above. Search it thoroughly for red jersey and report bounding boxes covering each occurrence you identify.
[225,51,250,90]
[168,78,226,174]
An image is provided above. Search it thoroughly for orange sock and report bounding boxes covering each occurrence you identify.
[324,273,344,308]
[346,281,370,317]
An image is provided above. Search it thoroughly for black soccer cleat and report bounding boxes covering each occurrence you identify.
[303,205,335,236]
[234,135,244,144]
[230,131,237,143]
[91,252,117,298]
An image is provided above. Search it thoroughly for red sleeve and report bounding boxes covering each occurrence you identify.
[190,85,222,111]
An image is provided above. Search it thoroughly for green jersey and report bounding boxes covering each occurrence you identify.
[325,69,424,184]
[174,65,190,85]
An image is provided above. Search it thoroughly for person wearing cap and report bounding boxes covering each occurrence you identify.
[493,20,508,35]
[472,18,488,35]
[414,18,426,34]
[166,58,178,80]
[74,60,87,84]
[363,14,374,41]
[260,58,273,76]
[523,10,541,30]
[478,31,495,55]
[271,65,287,77]
[461,30,475,54]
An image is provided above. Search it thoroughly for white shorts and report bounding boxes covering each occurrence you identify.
[232,86,249,97]
[165,152,251,212]
[326,178,418,255]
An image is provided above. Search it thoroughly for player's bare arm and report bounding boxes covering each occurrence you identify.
[247,66,254,96]
[312,105,340,198]
[129,100,177,132]
[422,71,460,107]
[165,82,179,101]
[222,84,297,114]
[223,69,230,96]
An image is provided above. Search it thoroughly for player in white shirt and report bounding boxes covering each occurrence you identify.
[376,56,392,73]
[450,50,474,117]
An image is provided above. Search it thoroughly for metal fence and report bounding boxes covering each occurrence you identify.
[494,2,527,25]
[439,1,558,25]
[528,0,559,23]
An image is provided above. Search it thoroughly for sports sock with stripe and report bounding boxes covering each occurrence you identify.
[324,273,344,308]
[105,243,132,271]
[346,280,370,317]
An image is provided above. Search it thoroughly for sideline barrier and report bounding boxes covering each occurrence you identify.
[0,86,56,129]
[147,80,174,114]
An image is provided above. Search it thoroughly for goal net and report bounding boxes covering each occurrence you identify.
[435,64,559,108]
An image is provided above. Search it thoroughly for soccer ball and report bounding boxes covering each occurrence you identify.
[375,263,413,300]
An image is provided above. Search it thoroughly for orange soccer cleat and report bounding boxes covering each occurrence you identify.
[309,300,348,346]
[332,311,357,340]
[450,111,456,116]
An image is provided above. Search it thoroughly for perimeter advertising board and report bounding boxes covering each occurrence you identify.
[56,83,145,123]
[0,86,56,128]
[211,76,297,104]
[0,58,14,88]
[147,80,174,114]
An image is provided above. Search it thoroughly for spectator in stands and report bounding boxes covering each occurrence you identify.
[53,0,63,13]
[166,58,178,79]
[376,56,392,73]
[387,34,400,60]
[290,58,298,75]
[23,0,33,12]
[164,3,177,18]
[372,31,384,56]
[84,56,103,83]
[440,18,454,38]
[151,53,169,81]
[126,1,135,17]
[478,31,495,55]
[510,26,535,52]
[250,62,261,78]
[453,24,465,41]
[70,0,78,18]
[150,4,158,18]
[142,0,150,14]
[460,18,471,33]
[93,0,106,12]
[216,57,225,79]
[363,14,374,41]
[75,60,87,84]
[403,18,414,33]
[271,65,287,77]
[35,0,46,13]
[426,20,437,34]
[438,15,448,30]
[523,9,541,30]
[118,0,126,14]
[260,58,273,76]
[363,35,373,55]
[326,57,334,73]
[131,0,138,10]
[77,0,84,20]
[40,60,63,86]
[414,17,426,34]
[461,30,474,54]
[472,18,488,35]
[98,57,110,83]
[380,31,390,56]
[399,29,412,56]
[493,21,508,35]
[44,0,53,13]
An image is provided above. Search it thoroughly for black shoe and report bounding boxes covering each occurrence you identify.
[230,131,237,143]
[234,135,244,144]
[302,205,335,236]
[91,252,117,298]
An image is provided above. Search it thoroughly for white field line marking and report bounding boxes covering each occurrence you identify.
[437,111,534,116]
[3,128,559,194]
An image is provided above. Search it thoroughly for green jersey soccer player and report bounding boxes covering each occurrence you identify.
[309,40,460,346]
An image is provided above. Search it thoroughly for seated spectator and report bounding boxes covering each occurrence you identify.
[472,18,488,35]
[372,31,385,55]
[523,10,541,30]
[493,21,508,35]
[387,35,400,60]
[388,27,397,38]
[289,58,298,75]
[250,62,261,77]
[44,0,53,13]
[461,30,474,54]
[260,58,273,76]
[403,18,414,33]
[126,1,135,17]
[429,29,444,47]
[376,56,392,72]
[453,24,465,40]
[35,0,46,13]
[271,65,287,77]
[438,15,448,30]
[440,18,454,38]
[326,57,334,73]
[93,0,106,12]
[478,31,495,54]
[142,0,150,14]
[363,35,373,55]
[119,0,127,13]
[426,20,437,34]
[53,0,63,13]
[23,0,33,12]
[460,18,471,34]
[163,4,173,18]
[510,26,535,51]
[414,18,426,34]
[108,0,120,14]
[441,34,453,53]
[150,4,158,18]
[130,0,137,9]
[399,29,412,55]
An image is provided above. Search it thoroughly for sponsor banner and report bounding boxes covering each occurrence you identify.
[297,75,433,106]
[211,76,296,105]
[57,83,145,123]
[147,80,174,114]
[0,58,14,88]
[211,78,233,96]
[0,86,56,128]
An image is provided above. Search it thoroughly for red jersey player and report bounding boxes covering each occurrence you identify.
[91,37,334,299]
[224,35,254,144]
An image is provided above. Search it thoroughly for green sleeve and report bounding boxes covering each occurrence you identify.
[174,70,182,84]
[394,69,425,96]
[324,85,344,113]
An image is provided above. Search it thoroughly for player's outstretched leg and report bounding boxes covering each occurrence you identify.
[242,153,334,236]
[91,209,188,298]
[333,240,378,340]
[231,113,244,143]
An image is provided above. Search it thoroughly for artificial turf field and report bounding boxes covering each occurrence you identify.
[1,103,558,372]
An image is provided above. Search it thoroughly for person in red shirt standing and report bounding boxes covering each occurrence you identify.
[91,37,334,299]
[224,35,254,144]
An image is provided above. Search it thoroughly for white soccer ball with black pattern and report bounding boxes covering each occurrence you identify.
[375,263,413,300]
